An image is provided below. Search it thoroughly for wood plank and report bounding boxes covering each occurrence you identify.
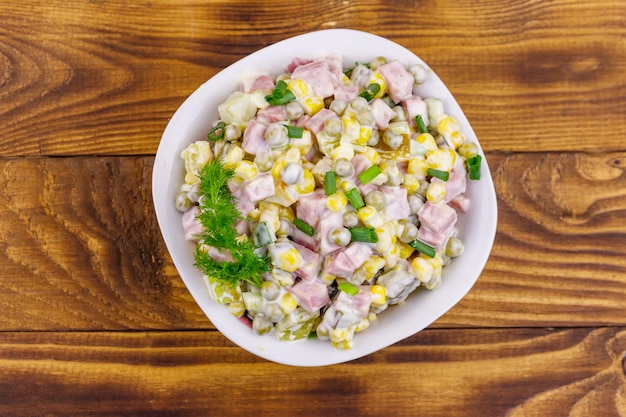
[1,0,625,156]
[0,154,625,330]
[0,328,625,416]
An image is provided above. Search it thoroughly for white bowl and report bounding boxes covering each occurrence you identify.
[153,29,498,367]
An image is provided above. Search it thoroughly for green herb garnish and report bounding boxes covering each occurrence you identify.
[409,239,436,258]
[193,160,270,287]
[207,121,226,141]
[348,227,378,243]
[338,281,360,296]
[467,154,482,180]
[265,80,296,105]
[427,168,449,182]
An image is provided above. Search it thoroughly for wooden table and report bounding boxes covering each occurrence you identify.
[2,1,626,415]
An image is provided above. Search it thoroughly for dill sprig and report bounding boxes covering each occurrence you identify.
[193,159,270,287]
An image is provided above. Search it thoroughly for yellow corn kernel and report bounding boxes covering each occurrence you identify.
[185,172,200,185]
[388,121,411,136]
[411,256,434,283]
[407,157,427,176]
[415,133,439,152]
[356,125,372,145]
[331,143,355,161]
[296,168,315,194]
[326,192,348,211]
[222,145,244,169]
[303,96,324,115]
[246,208,261,221]
[226,301,246,317]
[403,174,420,194]
[320,258,336,285]
[264,183,298,207]
[426,148,456,172]
[279,206,295,222]
[289,129,313,154]
[357,206,384,228]
[234,160,258,181]
[448,131,465,149]
[340,180,357,192]
[271,268,294,287]
[374,226,392,253]
[341,116,360,142]
[271,158,287,181]
[437,115,459,137]
[368,71,387,99]
[286,79,310,99]
[277,247,303,272]
[427,181,447,204]
[384,243,400,268]
[362,256,386,279]
[354,317,370,333]
[258,201,281,213]
[370,285,387,307]
[259,209,280,236]
[332,339,354,350]
[359,146,381,164]
[397,241,415,259]
[278,292,298,314]
[340,72,351,85]
[427,253,444,275]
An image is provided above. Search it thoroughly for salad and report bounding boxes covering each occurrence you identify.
[174,54,482,349]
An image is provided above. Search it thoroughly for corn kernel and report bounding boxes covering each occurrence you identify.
[426,148,456,172]
[407,157,427,176]
[332,339,354,350]
[278,292,298,314]
[280,248,303,272]
[428,253,444,275]
[271,268,294,287]
[331,143,355,161]
[320,258,336,285]
[384,243,400,268]
[184,172,200,185]
[222,145,244,169]
[233,160,258,181]
[289,130,313,154]
[370,285,387,307]
[258,201,281,213]
[303,96,324,115]
[354,317,370,333]
[271,158,287,181]
[427,181,447,204]
[264,183,299,207]
[397,241,415,259]
[448,131,465,149]
[341,116,360,142]
[362,256,386,279]
[357,206,384,228]
[356,125,372,145]
[227,301,246,317]
[415,133,439,152]
[368,71,387,99]
[296,168,315,194]
[259,209,280,236]
[279,206,295,222]
[411,257,434,283]
[247,208,261,221]
[403,174,420,194]
[437,115,459,137]
[374,226,393,253]
[286,79,310,98]
[326,192,348,211]
[359,146,381,164]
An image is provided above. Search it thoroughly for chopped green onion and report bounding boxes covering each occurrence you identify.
[414,115,428,134]
[284,124,304,138]
[325,171,337,195]
[307,332,318,339]
[338,281,360,296]
[357,164,382,184]
[358,83,381,101]
[467,154,482,180]
[349,227,378,243]
[252,221,274,247]
[427,168,449,182]
[294,218,314,237]
[345,188,365,210]
[207,121,226,141]
[409,239,436,258]
[265,80,296,105]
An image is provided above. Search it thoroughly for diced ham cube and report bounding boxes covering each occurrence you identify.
[304,108,338,134]
[227,181,255,216]
[207,246,234,262]
[444,157,467,203]
[289,223,319,252]
[243,74,274,93]
[288,279,330,313]
[243,172,275,202]
[369,98,396,130]
[333,85,359,102]
[287,57,313,73]
[380,186,411,221]
[378,60,413,103]
[417,201,457,248]
[402,96,428,128]
[317,210,345,256]
[257,105,287,124]
[449,194,470,213]
[182,206,203,241]
[326,242,373,278]
[241,118,270,155]
[324,53,344,85]
[292,241,322,281]
[291,59,339,99]
[296,189,326,227]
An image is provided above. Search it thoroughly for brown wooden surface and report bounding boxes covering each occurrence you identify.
[1,1,626,416]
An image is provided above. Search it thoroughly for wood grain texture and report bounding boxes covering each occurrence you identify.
[0,153,624,331]
[1,0,626,156]
[0,328,625,416]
